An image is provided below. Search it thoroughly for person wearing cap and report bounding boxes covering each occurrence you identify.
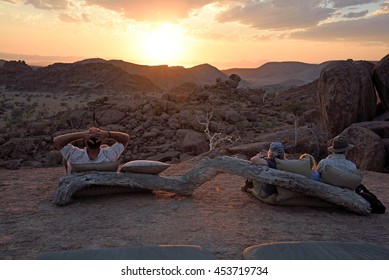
[317,136,356,174]
[250,142,286,166]
[53,127,129,174]
[242,142,286,196]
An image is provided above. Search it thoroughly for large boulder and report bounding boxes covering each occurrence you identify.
[373,53,389,111]
[317,60,376,139]
[337,126,385,172]
[354,61,376,120]
[95,109,126,126]
[352,121,389,138]
[180,131,209,155]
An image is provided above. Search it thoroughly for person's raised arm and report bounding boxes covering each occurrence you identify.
[53,130,89,151]
[106,131,130,148]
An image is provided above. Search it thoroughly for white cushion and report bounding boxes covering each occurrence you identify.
[119,160,170,174]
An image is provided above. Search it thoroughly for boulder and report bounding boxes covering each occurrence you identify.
[373,53,389,111]
[95,109,126,126]
[352,121,389,138]
[180,131,209,155]
[226,74,241,89]
[317,60,377,138]
[337,126,385,172]
[354,61,376,120]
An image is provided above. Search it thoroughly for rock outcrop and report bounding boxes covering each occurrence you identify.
[317,60,376,139]
[373,53,389,111]
[0,61,161,94]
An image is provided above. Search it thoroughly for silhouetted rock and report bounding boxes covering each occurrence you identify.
[373,53,389,111]
[352,121,389,138]
[317,60,376,139]
[0,60,34,90]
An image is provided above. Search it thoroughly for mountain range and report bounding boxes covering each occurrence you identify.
[0,57,338,92]
[70,58,329,90]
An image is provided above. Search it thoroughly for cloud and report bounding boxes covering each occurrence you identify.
[291,12,389,43]
[343,10,369,18]
[216,0,335,30]
[25,0,69,10]
[83,0,213,21]
[58,12,90,23]
[0,0,19,3]
[331,0,380,8]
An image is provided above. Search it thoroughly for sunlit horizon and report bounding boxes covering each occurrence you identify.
[1,0,388,69]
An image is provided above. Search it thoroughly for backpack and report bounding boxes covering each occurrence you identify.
[355,185,386,214]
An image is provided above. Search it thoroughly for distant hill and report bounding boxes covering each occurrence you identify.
[0,60,161,93]
[222,61,331,87]
[108,60,228,90]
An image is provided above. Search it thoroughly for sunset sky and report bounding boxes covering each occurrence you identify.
[1,0,388,69]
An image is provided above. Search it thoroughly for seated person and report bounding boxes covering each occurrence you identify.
[317,136,385,213]
[242,142,286,197]
[53,127,129,174]
[317,136,356,174]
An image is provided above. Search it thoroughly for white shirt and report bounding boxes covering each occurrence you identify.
[60,142,124,173]
[317,154,357,173]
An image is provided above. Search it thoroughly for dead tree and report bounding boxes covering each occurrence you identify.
[54,156,371,215]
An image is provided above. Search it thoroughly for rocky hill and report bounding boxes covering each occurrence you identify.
[0,60,161,94]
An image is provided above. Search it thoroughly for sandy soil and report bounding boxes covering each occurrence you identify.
[1,158,388,260]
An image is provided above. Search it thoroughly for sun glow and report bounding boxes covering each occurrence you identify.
[139,24,185,65]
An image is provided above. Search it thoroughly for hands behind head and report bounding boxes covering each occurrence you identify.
[86,127,109,140]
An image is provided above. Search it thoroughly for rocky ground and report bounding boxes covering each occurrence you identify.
[1,158,388,260]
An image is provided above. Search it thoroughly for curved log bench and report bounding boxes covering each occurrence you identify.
[54,156,371,215]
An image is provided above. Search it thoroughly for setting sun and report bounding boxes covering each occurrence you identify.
[140,24,185,65]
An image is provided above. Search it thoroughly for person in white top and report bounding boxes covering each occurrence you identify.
[317,136,357,174]
[53,127,129,174]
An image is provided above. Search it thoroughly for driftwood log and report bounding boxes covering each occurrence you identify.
[54,156,371,215]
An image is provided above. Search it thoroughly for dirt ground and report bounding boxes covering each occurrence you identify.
[1,158,389,260]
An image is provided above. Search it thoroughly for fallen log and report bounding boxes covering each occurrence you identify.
[54,156,371,215]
